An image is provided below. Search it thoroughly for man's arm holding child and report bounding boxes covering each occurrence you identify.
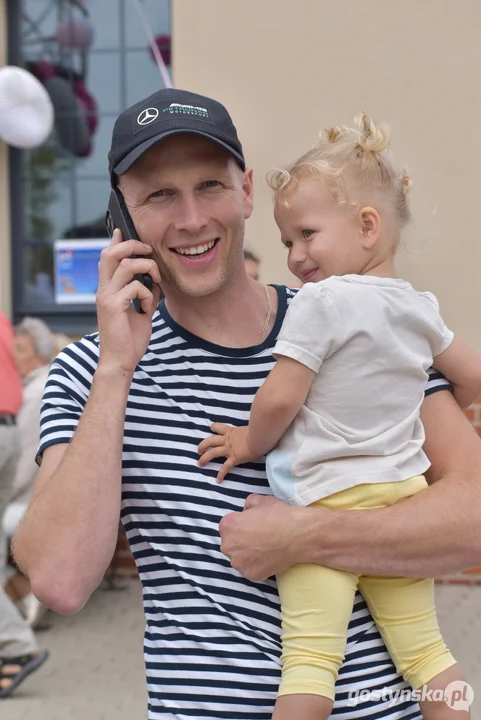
[434,336,481,410]
[220,389,481,580]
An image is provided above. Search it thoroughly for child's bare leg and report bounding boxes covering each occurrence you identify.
[272,693,332,720]
[419,665,471,719]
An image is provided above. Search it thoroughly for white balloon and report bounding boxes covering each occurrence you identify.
[0,66,54,148]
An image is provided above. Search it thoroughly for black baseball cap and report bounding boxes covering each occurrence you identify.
[108,88,245,185]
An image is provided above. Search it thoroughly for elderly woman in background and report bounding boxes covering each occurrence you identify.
[3,318,60,629]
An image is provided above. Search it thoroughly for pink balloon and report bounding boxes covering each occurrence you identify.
[56,16,94,50]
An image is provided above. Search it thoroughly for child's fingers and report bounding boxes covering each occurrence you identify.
[216,458,237,483]
[198,446,228,467]
[210,422,232,435]
[198,434,225,456]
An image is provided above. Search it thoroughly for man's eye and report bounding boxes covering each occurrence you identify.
[203,180,221,189]
[301,229,314,239]
[149,189,171,199]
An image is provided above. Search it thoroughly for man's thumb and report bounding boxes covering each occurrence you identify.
[243,493,265,511]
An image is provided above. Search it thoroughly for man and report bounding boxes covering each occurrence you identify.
[0,311,48,698]
[244,247,260,280]
[14,89,481,719]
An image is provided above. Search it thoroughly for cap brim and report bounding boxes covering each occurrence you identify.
[113,129,246,177]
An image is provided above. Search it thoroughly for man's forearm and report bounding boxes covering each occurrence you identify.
[292,390,481,578]
[14,366,132,612]
[298,466,481,578]
[221,391,481,582]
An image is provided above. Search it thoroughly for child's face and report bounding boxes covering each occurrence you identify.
[274,180,370,284]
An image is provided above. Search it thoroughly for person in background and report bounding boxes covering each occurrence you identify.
[244,247,261,280]
[0,312,48,698]
[52,332,73,358]
[3,319,58,630]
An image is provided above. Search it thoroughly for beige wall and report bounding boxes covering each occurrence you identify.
[0,0,11,317]
[173,0,481,349]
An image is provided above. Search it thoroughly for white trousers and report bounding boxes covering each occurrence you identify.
[0,425,38,658]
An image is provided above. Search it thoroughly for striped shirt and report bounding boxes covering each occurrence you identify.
[38,285,448,720]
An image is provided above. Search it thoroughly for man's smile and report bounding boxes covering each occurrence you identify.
[170,238,220,265]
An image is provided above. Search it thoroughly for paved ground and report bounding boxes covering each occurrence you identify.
[2,581,480,719]
[3,580,146,720]
[435,584,481,717]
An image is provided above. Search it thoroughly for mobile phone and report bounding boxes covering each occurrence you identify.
[105,188,153,314]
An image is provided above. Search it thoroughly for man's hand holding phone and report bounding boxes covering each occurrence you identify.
[96,228,162,376]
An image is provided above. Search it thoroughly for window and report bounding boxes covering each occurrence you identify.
[8,0,171,332]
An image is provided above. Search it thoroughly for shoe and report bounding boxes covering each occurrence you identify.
[0,650,49,698]
[22,593,48,630]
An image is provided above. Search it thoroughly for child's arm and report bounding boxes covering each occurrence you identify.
[248,355,316,455]
[434,336,481,409]
[198,282,342,482]
[198,356,315,482]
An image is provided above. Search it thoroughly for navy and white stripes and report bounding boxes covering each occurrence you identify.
[37,285,445,719]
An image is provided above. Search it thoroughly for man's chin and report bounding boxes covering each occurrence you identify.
[177,278,227,299]
[163,271,229,300]
[159,245,237,299]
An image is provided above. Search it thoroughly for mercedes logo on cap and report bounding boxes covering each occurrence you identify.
[137,107,159,126]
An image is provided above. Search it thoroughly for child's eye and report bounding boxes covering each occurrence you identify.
[301,229,314,239]
[283,241,292,250]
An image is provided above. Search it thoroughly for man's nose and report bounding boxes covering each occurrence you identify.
[174,196,209,234]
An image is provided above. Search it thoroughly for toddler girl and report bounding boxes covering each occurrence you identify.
[199,114,480,719]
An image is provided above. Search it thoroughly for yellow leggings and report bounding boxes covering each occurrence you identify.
[277,476,456,701]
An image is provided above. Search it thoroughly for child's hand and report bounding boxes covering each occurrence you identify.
[198,423,255,482]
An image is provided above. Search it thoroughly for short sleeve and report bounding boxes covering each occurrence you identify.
[273,282,344,372]
[419,291,454,356]
[36,336,99,464]
[425,368,453,397]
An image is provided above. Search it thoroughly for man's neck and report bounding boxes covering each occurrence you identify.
[163,276,278,349]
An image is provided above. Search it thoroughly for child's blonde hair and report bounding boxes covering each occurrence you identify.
[268,113,412,241]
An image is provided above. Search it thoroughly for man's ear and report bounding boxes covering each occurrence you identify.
[243,168,254,219]
[359,206,381,249]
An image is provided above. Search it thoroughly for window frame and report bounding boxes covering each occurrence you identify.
[8,0,171,334]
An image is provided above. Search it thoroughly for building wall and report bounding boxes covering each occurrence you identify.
[1,0,480,340]
[0,0,12,317]
[172,0,481,351]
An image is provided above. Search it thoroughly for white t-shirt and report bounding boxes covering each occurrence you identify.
[268,275,454,507]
